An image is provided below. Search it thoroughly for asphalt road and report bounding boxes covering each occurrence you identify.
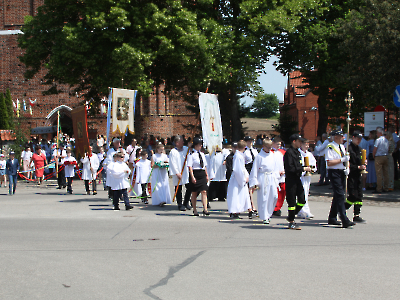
[1,177,399,299]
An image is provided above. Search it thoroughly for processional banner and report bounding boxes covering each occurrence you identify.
[111,88,137,136]
[198,92,223,153]
[71,106,90,158]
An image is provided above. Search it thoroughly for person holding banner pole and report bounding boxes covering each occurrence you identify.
[54,144,67,189]
[169,135,191,211]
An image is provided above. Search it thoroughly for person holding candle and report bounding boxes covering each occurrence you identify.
[345,131,367,223]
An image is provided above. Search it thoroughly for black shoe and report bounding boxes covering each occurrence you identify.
[56,186,62,189]
[232,213,242,219]
[288,222,301,230]
[342,221,356,228]
[86,191,90,195]
[114,206,120,211]
[184,204,192,210]
[249,211,253,219]
[328,220,342,226]
[372,190,382,194]
[125,205,133,210]
[179,205,186,211]
[144,200,149,204]
[207,203,211,209]
[93,191,97,195]
[272,210,281,216]
[202,210,210,216]
[63,185,67,188]
[353,216,366,223]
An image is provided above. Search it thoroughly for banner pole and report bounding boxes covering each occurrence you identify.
[56,110,60,178]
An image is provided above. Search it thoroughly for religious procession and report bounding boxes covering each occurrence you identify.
[2,89,381,231]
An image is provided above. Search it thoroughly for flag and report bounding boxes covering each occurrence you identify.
[111,88,137,136]
[71,106,90,158]
[198,92,223,154]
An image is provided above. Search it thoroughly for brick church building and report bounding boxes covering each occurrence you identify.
[283,71,319,142]
[0,1,196,142]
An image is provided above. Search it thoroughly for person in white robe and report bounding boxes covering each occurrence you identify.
[129,147,143,197]
[135,150,152,204]
[104,138,121,199]
[226,140,251,218]
[249,139,280,224]
[208,147,230,203]
[81,146,100,195]
[297,140,317,219]
[151,143,171,206]
[63,149,77,194]
[168,135,191,210]
[109,152,133,210]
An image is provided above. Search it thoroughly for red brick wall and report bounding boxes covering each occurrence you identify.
[1,1,197,141]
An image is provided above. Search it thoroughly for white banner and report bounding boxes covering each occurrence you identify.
[111,88,137,135]
[198,92,223,153]
[364,111,384,136]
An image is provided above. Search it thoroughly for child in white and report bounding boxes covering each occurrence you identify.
[64,149,77,194]
[130,147,142,197]
[151,143,171,206]
[226,140,251,218]
[109,152,133,210]
[298,140,317,219]
[249,139,280,224]
[135,150,152,204]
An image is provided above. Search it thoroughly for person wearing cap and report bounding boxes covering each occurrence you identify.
[187,137,210,216]
[169,135,191,211]
[244,136,258,212]
[345,131,367,223]
[53,144,67,189]
[284,134,310,230]
[326,129,355,228]
[225,142,238,182]
[372,127,389,193]
[0,153,7,188]
[6,151,19,195]
[30,145,47,185]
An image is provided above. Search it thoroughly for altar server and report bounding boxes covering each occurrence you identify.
[64,149,77,194]
[135,150,152,204]
[226,140,251,218]
[249,139,280,224]
[109,152,133,211]
[81,146,100,195]
[208,146,230,202]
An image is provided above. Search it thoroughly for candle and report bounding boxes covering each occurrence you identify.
[361,149,366,165]
[304,156,309,167]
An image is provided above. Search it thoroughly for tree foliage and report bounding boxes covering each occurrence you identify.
[4,89,15,129]
[0,92,8,129]
[248,93,279,118]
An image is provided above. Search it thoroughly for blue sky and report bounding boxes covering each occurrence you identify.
[242,56,287,106]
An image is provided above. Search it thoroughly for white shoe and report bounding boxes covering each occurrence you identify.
[306,213,314,220]
[263,219,270,224]
[297,212,306,219]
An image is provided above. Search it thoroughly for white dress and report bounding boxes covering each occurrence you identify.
[249,150,279,221]
[80,154,100,181]
[135,159,151,184]
[130,161,143,197]
[168,146,190,186]
[299,149,317,217]
[226,151,251,213]
[151,153,172,205]
[64,156,76,178]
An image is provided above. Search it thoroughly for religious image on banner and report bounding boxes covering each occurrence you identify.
[198,92,223,153]
[71,106,90,158]
[111,88,137,136]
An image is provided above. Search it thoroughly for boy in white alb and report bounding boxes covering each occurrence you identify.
[208,147,230,202]
[63,149,77,194]
[109,152,133,210]
[226,140,251,218]
[135,150,152,204]
[81,146,100,195]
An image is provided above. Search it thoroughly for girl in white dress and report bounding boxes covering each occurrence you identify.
[130,147,142,197]
[151,143,172,206]
[249,139,280,224]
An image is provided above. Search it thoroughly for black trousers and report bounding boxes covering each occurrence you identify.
[113,189,130,208]
[141,183,148,201]
[84,179,97,192]
[393,150,399,180]
[175,184,191,206]
[285,175,306,222]
[58,167,66,188]
[208,181,227,201]
[328,169,350,223]
[66,177,73,193]
[346,173,363,215]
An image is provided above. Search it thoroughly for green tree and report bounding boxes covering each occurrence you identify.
[0,92,9,129]
[4,89,14,129]
[273,106,298,145]
[248,93,279,118]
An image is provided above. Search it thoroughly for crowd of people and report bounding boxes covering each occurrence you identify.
[2,125,396,230]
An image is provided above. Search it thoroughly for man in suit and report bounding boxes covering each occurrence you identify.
[6,151,20,195]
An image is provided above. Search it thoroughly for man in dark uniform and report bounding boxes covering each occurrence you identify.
[284,134,311,230]
[346,131,366,223]
[326,130,356,228]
